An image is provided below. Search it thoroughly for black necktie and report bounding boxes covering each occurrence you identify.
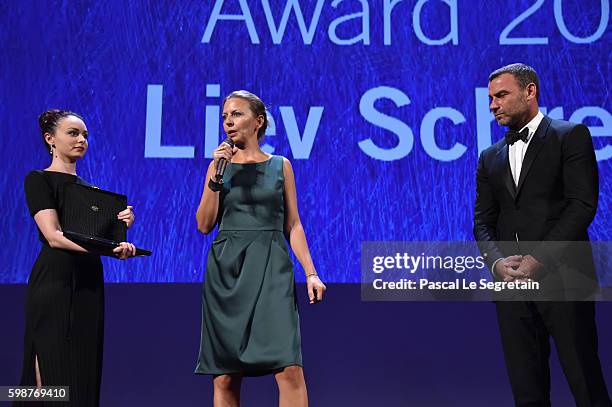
[505,128,529,146]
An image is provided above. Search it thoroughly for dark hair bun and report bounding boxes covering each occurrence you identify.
[38,109,64,135]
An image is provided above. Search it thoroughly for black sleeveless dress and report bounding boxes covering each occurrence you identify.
[195,156,303,376]
[19,170,104,406]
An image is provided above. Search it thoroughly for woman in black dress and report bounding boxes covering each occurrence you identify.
[19,109,137,406]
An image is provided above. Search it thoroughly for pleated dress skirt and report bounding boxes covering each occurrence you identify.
[195,229,302,376]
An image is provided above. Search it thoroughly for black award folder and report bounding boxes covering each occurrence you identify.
[61,182,151,256]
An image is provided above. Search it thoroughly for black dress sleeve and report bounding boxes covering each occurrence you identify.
[24,171,56,217]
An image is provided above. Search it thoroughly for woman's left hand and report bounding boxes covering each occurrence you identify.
[306,274,326,304]
[113,241,137,259]
[117,206,135,228]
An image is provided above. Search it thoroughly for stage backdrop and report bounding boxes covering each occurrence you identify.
[1,0,610,283]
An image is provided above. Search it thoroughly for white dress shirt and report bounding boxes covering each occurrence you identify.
[508,110,544,186]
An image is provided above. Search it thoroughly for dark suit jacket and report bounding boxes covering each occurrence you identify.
[473,115,599,299]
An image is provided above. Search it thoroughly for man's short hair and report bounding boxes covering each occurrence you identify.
[489,63,540,101]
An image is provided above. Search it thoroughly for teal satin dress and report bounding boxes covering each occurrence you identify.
[195,156,302,376]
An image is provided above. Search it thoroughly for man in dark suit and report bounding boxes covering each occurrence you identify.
[474,63,610,406]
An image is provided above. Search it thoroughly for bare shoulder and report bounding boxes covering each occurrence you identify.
[280,155,292,166]
[279,156,294,176]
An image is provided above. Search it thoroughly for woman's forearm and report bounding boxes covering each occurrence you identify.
[196,180,220,234]
[287,222,316,276]
[47,230,88,252]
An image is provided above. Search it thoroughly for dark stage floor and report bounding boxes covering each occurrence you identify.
[1,284,610,406]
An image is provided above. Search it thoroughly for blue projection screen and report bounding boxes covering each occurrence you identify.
[1,0,610,283]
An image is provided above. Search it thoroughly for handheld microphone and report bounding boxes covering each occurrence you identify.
[214,137,235,182]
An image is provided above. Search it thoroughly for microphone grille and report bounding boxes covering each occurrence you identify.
[223,136,235,147]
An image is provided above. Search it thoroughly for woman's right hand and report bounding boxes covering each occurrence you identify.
[212,141,237,173]
[113,242,137,259]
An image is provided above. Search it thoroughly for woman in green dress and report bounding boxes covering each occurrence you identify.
[195,91,326,407]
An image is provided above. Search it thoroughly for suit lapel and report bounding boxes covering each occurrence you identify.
[516,116,552,195]
[496,143,516,199]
